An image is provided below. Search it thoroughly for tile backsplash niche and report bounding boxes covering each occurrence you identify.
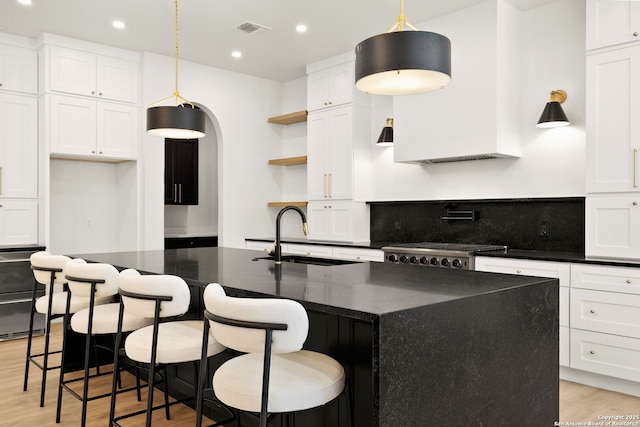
[369,197,585,253]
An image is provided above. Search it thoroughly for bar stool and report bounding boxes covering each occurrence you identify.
[57,261,153,427]
[201,283,348,427]
[23,252,90,407]
[109,269,227,427]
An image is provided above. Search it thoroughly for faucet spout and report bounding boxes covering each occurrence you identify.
[275,206,308,264]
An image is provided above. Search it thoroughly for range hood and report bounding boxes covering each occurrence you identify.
[389,0,522,164]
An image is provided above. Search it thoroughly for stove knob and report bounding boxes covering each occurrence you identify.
[452,259,462,268]
[441,258,450,267]
[400,255,410,264]
[430,257,439,266]
[419,256,429,265]
[409,256,418,264]
[388,254,398,263]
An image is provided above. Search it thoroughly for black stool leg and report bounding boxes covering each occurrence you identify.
[40,279,56,407]
[55,293,72,423]
[23,278,38,392]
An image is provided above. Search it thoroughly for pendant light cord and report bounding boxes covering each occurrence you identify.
[148,0,196,109]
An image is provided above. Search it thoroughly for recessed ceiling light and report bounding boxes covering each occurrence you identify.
[17,0,32,5]
[296,24,308,33]
[112,20,125,30]
[231,51,242,59]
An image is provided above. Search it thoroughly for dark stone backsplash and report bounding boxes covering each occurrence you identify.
[369,197,585,253]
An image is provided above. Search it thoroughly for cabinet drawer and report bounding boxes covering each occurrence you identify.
[570,329,640,382]
[571,264,640,294]
[571,288,640,338]
[474,257,570,287]
[286,244,333,257]
[332,247,383,262]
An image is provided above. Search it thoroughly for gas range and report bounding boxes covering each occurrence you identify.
[382,242,507,270]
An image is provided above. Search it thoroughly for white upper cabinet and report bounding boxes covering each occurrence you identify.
[45,45,139,103]
[307,61,354,112]
[0,44,37,94]
[0,93,37,198]
[47,94,138,161]
[587,0,640,51]
[586,45,640,193]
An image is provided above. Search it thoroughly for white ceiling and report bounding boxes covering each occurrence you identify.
[1,0,556,82]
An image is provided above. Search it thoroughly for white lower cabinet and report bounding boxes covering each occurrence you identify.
[571,329,640,382]
[331,246,384,262]
[286,243,333,258]
[0,199,37,245]
[475,257,570,366]
[570,263,640,383]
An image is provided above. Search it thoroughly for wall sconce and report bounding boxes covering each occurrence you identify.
[536,89,570,128]
[377,118,394,146]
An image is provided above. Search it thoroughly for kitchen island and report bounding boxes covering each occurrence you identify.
[72,247,559,426]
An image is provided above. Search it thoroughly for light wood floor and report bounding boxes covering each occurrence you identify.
[1,323,216,426]
[2,324,640,426]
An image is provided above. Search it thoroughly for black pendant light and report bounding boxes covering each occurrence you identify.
[355,0,451,96]
[376,118,394,146]
[146,0,205,139]
[536,90,570,128]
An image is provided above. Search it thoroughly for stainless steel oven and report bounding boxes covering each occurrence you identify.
[382,243,507,270]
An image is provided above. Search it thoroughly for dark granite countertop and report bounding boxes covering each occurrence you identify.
[70,247,555,321]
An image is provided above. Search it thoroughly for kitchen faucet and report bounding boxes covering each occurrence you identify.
[274,206,308,264]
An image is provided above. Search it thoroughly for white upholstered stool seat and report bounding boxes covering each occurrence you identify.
[126,320,224,364]
[71,302,153,335]
[202,283,348,427]
[36,291,110,315]
[214,350,345,413]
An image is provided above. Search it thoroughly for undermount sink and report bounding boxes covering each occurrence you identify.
[255,255,361,266]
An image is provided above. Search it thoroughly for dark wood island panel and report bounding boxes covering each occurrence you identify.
[70,247,559,426]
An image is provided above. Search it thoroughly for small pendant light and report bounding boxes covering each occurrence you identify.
[147,0,205,139]
[376,118,394,146]
[355,0,451,96]
[536,90,570,128]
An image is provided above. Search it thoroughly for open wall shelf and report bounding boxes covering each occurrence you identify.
[268,155,307,166]
[267,201,308,207]
[268,110,308,125]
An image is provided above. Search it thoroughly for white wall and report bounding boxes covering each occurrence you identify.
[368,0,586,201]
[140,52,284,250]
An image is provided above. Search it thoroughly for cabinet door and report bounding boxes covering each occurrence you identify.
[586,46,640,193]
[587,0,640,50]
[165,139,198,205]
[48,46,97,97]
[48,94,97,157]
[306,62,353,112]
[307,107,353,201]
[97,56,139,103]
[307,201,354,242]
[307,112,329,200]
[97,102,138,159]
[0,44,37,94]
[0,199,37,245]
[0,94,37,198]
[585,196,640,259]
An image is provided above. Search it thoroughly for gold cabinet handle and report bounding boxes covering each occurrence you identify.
[634,32,639,37]
[589,309,596,314]
[589,350,595,355]
[323,174,328,198]
[634,148,638,188]
[328,173,333,198]
[628,279,633,284]
[516,269,522,273]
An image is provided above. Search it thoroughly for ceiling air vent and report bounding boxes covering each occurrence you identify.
[236,21,272,34]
